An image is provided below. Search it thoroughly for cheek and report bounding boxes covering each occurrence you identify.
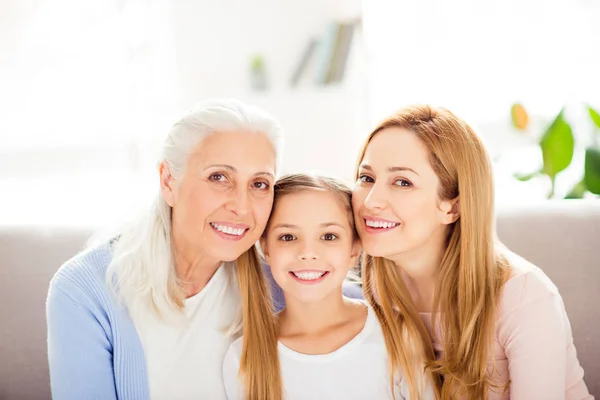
[253,195,274,226]
[177,182,214,220]
[396,195,441,234]
[266,246,294,276]
[351,189,366,211]
[330,249,354,271]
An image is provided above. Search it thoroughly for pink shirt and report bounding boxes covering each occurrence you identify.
[420,253,592,399]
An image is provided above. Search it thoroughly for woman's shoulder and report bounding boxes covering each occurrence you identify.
[49,241,113,299]
[497,249,561,314]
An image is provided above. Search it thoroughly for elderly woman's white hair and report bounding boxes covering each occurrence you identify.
[106,99,284,320]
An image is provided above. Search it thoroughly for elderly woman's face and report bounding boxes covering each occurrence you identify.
[162,131,276,263]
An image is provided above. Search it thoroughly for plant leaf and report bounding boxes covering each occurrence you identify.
[588,106,600,130]
[539,109,575,179]
[514,171,539,182]
[565,179,587,199]
[584,147,600,195]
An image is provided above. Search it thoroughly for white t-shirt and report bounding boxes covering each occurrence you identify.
[133,264,241,400]
[222,305,434,399]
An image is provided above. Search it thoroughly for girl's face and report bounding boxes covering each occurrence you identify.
[261,189,360,305]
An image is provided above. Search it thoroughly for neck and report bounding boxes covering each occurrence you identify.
[390,228,448,312]
[172,232,221,297]
[279,290,350,336]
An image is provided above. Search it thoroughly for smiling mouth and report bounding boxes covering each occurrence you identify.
[210,222,249,240]
[364,219,400,231]
[289,270,330,284]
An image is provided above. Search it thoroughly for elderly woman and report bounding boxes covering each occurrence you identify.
[46,99,286,399]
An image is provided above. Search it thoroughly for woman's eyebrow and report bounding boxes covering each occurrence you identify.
[204,164,274,178]
[360,164,419,176]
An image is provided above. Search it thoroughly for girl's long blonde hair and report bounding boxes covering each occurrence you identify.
[236,245,282,400]
[357,105,510,399]
[240,173,357,400]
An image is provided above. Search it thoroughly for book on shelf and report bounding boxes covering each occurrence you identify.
[326,22,355,84]
[289,20,357,88]
[290,38,318,87]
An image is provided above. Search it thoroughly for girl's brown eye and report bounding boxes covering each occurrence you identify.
[279,234,295,242]
[321,233,338,241]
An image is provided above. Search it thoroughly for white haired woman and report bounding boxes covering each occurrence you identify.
[46,99,287,400]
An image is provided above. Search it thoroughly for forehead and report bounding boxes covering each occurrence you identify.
[191,130,276,173]
[272,190,348,223]
[362,127,431,170]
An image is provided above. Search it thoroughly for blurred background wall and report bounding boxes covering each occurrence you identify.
[1,0,599,226]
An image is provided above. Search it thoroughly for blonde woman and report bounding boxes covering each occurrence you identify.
[223,174,436,400]
[46,99,284,400]
[352,105,592,399]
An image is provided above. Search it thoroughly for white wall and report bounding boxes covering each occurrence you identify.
[169,0,367,182]
[170,0,362,102]
[1,1,368,226]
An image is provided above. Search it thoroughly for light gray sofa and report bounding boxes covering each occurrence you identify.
[1,201,599,399]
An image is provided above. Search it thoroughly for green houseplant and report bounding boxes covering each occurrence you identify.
[511,104,600,199]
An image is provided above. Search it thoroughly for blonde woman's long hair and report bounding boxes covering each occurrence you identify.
[357,105,510,399]
[239,173,358,400]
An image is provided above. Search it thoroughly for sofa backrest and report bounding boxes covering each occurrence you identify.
[1,201,599,399]
[496,201,600,396]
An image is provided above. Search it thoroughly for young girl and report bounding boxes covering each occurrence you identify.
[352,105,591,399]
[222,173,437,400]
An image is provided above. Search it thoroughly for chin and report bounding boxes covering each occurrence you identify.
[210,246,252,263]
[361,237,403,258]
[291,293,330,304]
[360,242,388,258]
[219,254,241,263]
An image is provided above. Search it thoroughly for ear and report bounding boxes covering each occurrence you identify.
[159,161,176,207]
[259,237,270,260]
[440,197,460,225]
[349,239,362,266]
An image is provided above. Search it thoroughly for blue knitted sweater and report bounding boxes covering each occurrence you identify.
[46,242,363,399]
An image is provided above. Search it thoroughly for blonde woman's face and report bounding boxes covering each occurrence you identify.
[160,131,276,264]
[352,127,456,265]
[261,190,360,305]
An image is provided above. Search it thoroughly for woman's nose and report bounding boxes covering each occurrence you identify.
[224,187,250,217]
[363,183,387,211]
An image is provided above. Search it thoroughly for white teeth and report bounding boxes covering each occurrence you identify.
[293,271,326,280]
[365,219,398,229]
[210,223,245,236]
